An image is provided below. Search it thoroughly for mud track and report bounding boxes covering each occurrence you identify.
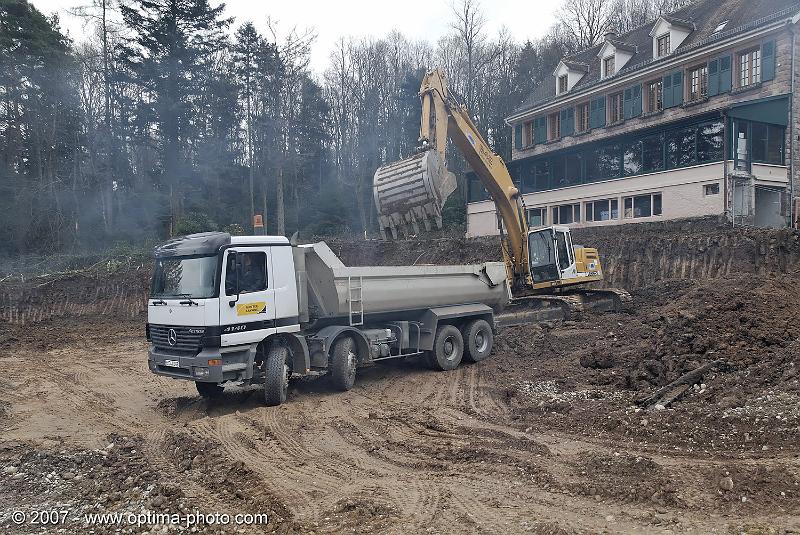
[2,283,799,534]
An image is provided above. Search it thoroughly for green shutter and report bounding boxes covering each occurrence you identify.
[632,84,642,117]
[672,71,683,106]
[718,55,732,92]
[762,40,775,81]
[589,96,606,128]
[623,88,632,119]
[514,124,522,149]
[623,85,641,119]
[534,117,547,144]
[663,74,673,108]
[708,58,719,96]
[561,107,574,137]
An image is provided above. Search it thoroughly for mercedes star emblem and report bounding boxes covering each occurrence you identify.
[167,328,177,346]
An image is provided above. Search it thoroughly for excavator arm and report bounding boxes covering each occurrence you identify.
[374,69,530,288]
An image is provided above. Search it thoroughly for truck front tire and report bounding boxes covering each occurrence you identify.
[463,319,493,363]
[195,381,224,399]
[428,324,464,371]
[331,336,357,391]
[264,345,290,406]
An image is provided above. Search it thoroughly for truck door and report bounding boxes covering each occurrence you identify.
[218,248,276,345]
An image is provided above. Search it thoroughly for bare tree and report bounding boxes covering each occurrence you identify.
[558,0,611,50]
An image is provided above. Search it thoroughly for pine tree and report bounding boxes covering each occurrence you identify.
[118,0,230,232]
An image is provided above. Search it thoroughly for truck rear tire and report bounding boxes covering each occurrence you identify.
[462,319,493,363]
[264,345,290,406]
[195,381,224,399]
[429,324,464,371]
[331,336,357,391]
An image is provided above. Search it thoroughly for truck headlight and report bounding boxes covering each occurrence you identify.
[193,367,210,379]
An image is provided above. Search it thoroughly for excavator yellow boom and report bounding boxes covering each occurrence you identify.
[374,69,631,310]
[374,70,530,289]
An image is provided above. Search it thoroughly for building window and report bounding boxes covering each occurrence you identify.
[558,74,568,94]
[477,118,726,206]
[704,183,720,195]
[623,193,662,218]
[527,207,546,227]
[576,102,590,133]
[739,48,761,87]
[524,121,534,147]
[548,112,561,141]
[552,203,581,224]
[603,55,615,77]
[688,64,708,101]
[657,33,671,57]
[647,79,663,112]
[750,122,784,164]
[608,92,624,123]
[585,198,619,222]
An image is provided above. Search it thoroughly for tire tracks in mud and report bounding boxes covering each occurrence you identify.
[6,337,800,534]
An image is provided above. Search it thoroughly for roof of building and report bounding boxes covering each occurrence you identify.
[512,0,800,119]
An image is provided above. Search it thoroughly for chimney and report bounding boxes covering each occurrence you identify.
[604,28,617,41]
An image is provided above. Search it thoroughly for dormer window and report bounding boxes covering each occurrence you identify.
[603,56,615,78]
[657,34,671,57]
[558,75,568,94]
[650,16,693,59]
[553,60,588,94]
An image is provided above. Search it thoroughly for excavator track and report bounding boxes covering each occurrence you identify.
[496,288,632,328]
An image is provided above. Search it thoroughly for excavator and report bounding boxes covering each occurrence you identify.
[373,69,630,314]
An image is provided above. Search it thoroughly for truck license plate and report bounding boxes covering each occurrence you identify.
[164,359,180,368]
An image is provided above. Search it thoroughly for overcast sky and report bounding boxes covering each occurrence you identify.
[30,0,561,74]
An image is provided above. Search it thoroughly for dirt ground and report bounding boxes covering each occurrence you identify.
[1,225,800,534]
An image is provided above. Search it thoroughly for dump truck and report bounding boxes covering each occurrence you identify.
[146,232,510,406]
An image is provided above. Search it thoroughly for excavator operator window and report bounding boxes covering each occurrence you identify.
[528,229,560,283]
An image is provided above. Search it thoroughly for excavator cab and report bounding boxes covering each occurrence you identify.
[527,226,603,289]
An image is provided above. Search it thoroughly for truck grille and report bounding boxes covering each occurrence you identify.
[149,324,204,353]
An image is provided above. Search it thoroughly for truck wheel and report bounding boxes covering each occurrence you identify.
[195,381,224,399]
[463,319,494,363]
[429,325,464,371]
[264,345,290,406]
[331,336,357,391]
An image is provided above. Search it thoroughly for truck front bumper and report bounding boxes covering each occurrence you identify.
[148,344,255,383]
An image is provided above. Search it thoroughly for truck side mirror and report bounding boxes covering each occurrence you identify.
[228,251,241,308]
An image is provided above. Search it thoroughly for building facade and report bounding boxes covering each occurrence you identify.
[467,0,800,236]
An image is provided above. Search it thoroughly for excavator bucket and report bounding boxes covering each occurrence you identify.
[373,150,456,239]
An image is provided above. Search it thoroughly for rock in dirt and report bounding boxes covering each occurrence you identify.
[3,465,18,475]
[719,476,734,491]
[580,352,614,369]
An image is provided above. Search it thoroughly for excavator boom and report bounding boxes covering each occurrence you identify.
[373,69,530,288]
[373,69,631,313]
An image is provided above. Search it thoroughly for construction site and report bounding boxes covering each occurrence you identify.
[3,0,800,532]
[1,217,799,534]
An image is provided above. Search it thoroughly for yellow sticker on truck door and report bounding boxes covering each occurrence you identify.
[236,302,267,316]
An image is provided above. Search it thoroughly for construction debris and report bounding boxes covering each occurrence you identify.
[635,359,724,409]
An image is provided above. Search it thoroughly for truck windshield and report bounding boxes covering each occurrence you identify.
[528,230,555,268]
[151,255,218,299]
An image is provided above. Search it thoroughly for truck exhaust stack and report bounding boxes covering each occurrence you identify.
[373,150,456,239]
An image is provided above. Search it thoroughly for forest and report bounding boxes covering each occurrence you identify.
[0,0,691,254]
